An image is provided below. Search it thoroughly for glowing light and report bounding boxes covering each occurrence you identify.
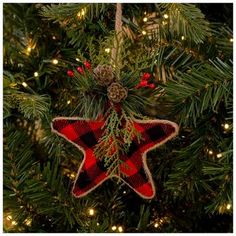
[52,36,56,40]
[105,48,111,53]
[123,191,126,194]
[230,38,233,42]
[111,225,117,231]
[142,30,147,35]
[224,123,230,130]
[143,17,148,22]
[162,21,168,25]
[226,204,232,210]
[208,150,213,155]
[52,59,59,65]
[81,9,86,16]
[67,100,71,105]
[154,223,159,228]
[118,226,123,232]
[27,47,32,53]
[24,218,32,226]
[34,72,39,77]
[6,215,12,221]
[70,173,75,178]
[216,153,222,158]
[22,82,28,88]
[11,221,17,226]
[88,208,95,216]
[76,58,80,62]
[181,36,185,40]
[97,222,100,226]
[163,14,169,19]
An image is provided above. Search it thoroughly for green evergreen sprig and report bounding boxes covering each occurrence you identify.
[94,108,142,178]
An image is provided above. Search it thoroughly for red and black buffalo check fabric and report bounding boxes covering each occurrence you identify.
[52,117,178,199]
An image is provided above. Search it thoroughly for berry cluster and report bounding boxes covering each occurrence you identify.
[67,61,91,77]
[136,72,155,89]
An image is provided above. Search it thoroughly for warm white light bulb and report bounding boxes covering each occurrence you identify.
[181,36,185,40]
[154,223,159,228]
[52,59,58,65]
[208,150,213,155]
[67,100,71,105]
[224,123,230,130]
[216,153,222,158]
[142,30,147,35]
[34,72,39,77]
[143,17,148,22]
[226,204,232,210]
[11,221,17,226]
[230,38,233,42]
[163,14,169,19]
[88,208,95,216]
[105,48,111,53]
[27,47,32,53]
[6,215,12,221]
[111,225,117,231]
[22,82,28,88]
[118,226,123,232]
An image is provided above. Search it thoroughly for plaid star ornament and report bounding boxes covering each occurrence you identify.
[51,117,178,199]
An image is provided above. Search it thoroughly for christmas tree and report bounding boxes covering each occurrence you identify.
[3,3,233,233]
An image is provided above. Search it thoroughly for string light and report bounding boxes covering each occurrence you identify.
[181,36,185,40]
[24,218,32,226]
[52,36,56,40]
[67,100,71,105]
[76,58,80,62]
[96,222,100,226]
[88,208,95,216]
[111,226,117,231]
[208,150,213,155]
[162,21,168,25]
[77,8,86,19]
[34,72,39,77]
[143,17,148,22]
[142,30,147,35]
[27,46,32,53]
[105,48,111,53]
[6,215,12,221]
[118,226,123,232]
[22,82,28,88]
[52,59,59,65]
[154,222,159,228]
[226,204,232,210]
[223,123,230,130]
[163,14,169,19]
[70,173,75,178]
[11,221,17,226]
[216,153,222,158]
[123,190,126,194]
[229,38,233,42]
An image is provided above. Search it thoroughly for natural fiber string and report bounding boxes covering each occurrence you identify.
[111,3,123,77]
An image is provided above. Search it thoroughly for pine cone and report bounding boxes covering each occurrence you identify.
[107,82,128,103]
[93,65,115,86]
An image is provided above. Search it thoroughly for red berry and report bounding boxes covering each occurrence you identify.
[76,66,84,74]
[67,70,74,77]
[84,61,91,70]
[148,83,155,89]
[142,72,151,80]
[139,80,148,87]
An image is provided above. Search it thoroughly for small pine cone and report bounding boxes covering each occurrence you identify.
[107,82,128,103]
[93,65,115,86]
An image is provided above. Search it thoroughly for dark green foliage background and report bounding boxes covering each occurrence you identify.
[3,3,233,233]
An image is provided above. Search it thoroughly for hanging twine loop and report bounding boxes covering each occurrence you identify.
[111,3,123,78]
